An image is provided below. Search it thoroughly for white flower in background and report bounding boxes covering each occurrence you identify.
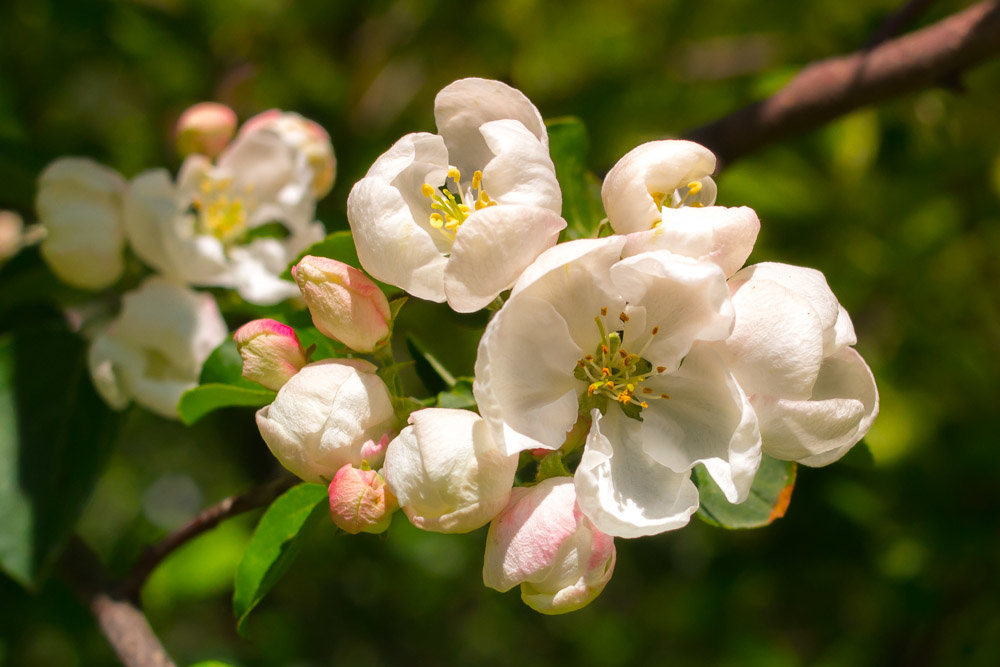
[475,237,761,538]
[0,210,26,264]
[233,318,308,391]
[240,110,337,198]
[88,277,227,419]
[175,102,238,159]
[123,116,329,305]
[724,262,879,466]
[36,157,127,290]
[483,477,616,615]
[256,359,396,484]
[382,408,518,533]
[603,140,759,278]
[347,77,566,312]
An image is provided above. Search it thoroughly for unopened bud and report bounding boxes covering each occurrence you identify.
[175,102,238,158]
[240,110,336,197]
[328,463,398,535]
[292,255,390,353]
[0,211,25,263]
[233,319,307,391]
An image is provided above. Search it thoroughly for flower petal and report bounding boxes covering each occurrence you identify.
[754,346,879,466]
[444,204,565,312]
[434,77,547,177]
[575,409,699,538]
[480,119,561,214]
[602,140,717,234]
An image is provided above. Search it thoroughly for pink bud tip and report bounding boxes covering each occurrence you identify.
[175,102,238,158]
[328,464,398,535]
[233,318,307,391]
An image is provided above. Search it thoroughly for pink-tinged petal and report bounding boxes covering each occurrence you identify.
[474,295,582,454]
[444,204,565,312]
[233,318,307,391]
[754,346,879,466]
[434,77,547,177]
[382,408,517,533]
[575,409,700,538]
[725,271,826,400]
[611,252,734,370]
[623,205,760,278]
[602,140,717,234]
[328,464,397,535]
[639,344,761,503]
[479,119,561,214]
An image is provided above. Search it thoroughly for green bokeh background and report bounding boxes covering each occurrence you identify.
[2,0,999,665]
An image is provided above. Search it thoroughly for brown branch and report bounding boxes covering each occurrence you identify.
[121,472,297,598]
[60,538,176,667]
[685,0,1000,166]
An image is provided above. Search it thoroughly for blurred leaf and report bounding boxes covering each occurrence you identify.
[693,455,797,529]
[436,377,476,409]
[233,483,329,636]
[279,230,359,280]
[178,384,275,426]
[406,333,456,392]
[199,338,259,388]
[0,323,118,588]
[547,116,604,238]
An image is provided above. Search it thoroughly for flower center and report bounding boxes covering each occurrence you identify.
[421,167,497,241]
[649,176,716,227]
[192,176,254,244]
[574,307,669,420]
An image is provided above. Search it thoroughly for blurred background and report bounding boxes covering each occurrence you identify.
[1,0,999,665]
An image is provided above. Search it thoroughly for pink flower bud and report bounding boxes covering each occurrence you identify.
[175,102,238,158]
[241,110,336,197]
[328,464,398,535]
[233,319,307,391]
[292,256,391,353]
[483,477,616,615]
[0,210,24,262]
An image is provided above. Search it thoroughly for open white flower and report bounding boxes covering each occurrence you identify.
[124,120,326,305]
[603,140,759,278]
[724,262,879,466]
[474,237,761,538]
[347,77,566,312]
[88,277,227,419]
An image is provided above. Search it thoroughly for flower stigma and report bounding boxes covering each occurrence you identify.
[574,307,670,421]
[421,167,497,241]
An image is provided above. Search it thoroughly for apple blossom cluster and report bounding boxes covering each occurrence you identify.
[30,103,337,418]
[235,78,878,615]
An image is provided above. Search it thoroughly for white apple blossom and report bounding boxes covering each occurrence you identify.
[603,140,760,278]
[88,277,227,419]
[36,157,127,290]
[347,77,566,312]
[239,110,337,198]
[382,408,518,533]
[256,359,396,484]
[474,237,761,538]
[724,262,879,466]
[483,477,616,615]
[123,118,327,305]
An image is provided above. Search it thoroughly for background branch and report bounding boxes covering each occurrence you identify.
[685,0,1000,166]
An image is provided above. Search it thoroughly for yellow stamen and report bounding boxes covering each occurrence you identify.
[429,213,445,228]
[421,183,435,198]
[472,170,482,189]
[686,180,703,195]
[448,166,461,184]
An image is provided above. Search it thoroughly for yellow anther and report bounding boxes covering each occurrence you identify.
[642,387,654,394]
[626,383,635,392]
[600,307,608,316]
[617,392,632,404]
[651,326,659,335]
[690,202,704,208]
[660,393,670,400]
[651,191,667,208]
[458,204,470,214]
[429,213,445,228]
[601,367,611,377]
[472,170,483,189]
[448,166,461,184]
[421,183,436,198]
[619,312,629,323]
[686,180,703,195]
[605,381,614,389]
[639,401,649,408]
[656,366,666,373]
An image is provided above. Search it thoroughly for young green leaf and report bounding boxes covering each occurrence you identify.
[693,455,797,530]
[178,383,276,425]
[233,483,329,635]
[546,116,604,239]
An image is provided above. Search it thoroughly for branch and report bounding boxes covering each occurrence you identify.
[60,538,176,667]
[685,0,1000,166]
[121,472,297,597]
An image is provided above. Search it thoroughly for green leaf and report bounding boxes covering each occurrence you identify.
[233,483,329,635]
[436,377,476,409]
[279,230,359,280]
[177,384,276,426]
[406,333,457,392]
[199,338,259,388]
[0,324,118,588]
[546,116,604,238]
[693,455,797,530]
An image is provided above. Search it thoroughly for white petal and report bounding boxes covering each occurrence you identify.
[601,140,717,234]
[575,409,699,538]
[623,205,760,278]
[639,344,761,503]
[122,169,179,276]
[227,241,302,305]
[732,263,840,334]
[474,294,583,454]
[444,205,565,312]
[755,346,879,466]
[480,119,561,214]
[611,252,734,369]
[827,304,858,356]
[434,77,547,176]
[217,128,300,204]
[347,176,448,302]
[726,273,825,400]
[511,236,626,297]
